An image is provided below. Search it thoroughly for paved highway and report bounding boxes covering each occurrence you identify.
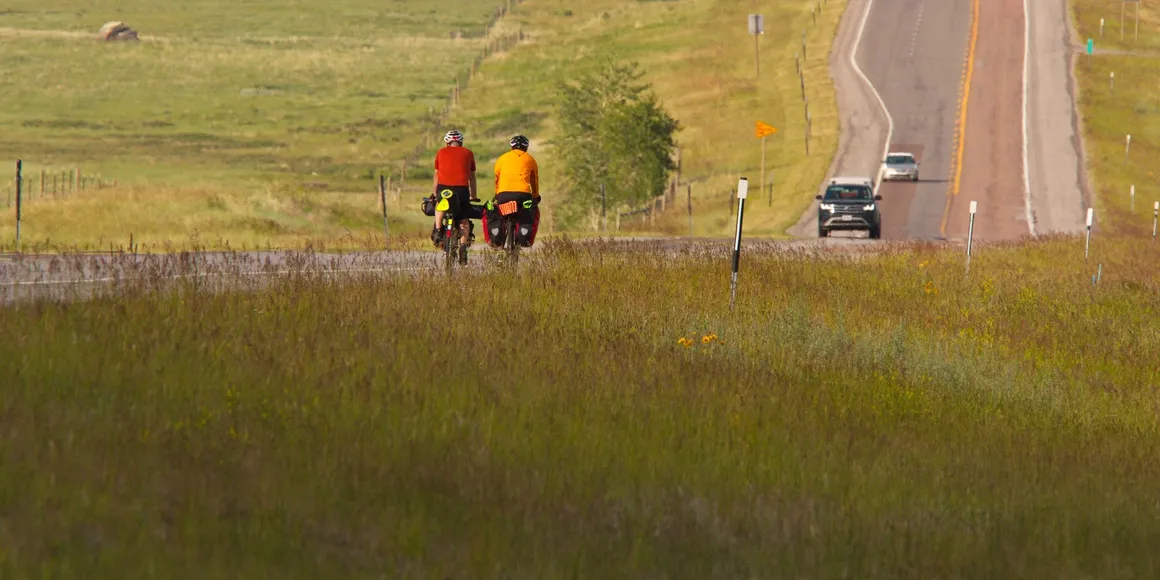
[798,0,1086,242]
[860,0,971,241]
[791,0,971,240]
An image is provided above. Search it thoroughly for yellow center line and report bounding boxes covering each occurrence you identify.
[941,0,980,237]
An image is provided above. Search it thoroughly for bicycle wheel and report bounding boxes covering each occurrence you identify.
[505,218,518,265]
[443,223,456,273]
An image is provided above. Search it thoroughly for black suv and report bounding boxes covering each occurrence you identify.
[815,177,883,239]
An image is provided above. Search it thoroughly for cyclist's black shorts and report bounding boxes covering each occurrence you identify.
[495,191,535,207]
[435,185,471,221]
[493,191,537,225]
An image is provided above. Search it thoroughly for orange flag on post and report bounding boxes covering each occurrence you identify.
[756,121,777,138]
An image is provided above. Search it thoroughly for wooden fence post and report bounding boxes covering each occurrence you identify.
[687,183,693,236]
[379,173,389,240]
[15,160,22,252]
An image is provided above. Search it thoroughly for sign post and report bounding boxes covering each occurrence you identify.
[1127,0,1140,42]
[1085,207,1094,261]
[729,177,749,310]
[748,14,763,78]
[14,160,22,252]
[966,200,977,276]
[1087,38,1094,67]
[756,121,777,206]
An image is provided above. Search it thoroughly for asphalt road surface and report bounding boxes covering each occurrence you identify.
[858,0,971,240]
[946,0,1087,240]
[947,0,1030,241]
[797,0,1085,242]
[791,0,970,240]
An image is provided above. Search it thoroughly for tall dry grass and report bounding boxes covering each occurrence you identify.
[3,236,1160,577]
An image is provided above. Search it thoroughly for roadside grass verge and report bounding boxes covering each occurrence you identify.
[0,182,433,251]
[1072,0,1160,235]
[3,237,1160,576]
[1073,0,1160,52]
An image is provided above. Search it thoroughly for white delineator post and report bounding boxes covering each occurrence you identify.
[1101,17,1105,38]
[1130,184,1135,212]
[1085,207,1094,261]
[966,200,977,276]
[1111,71,1115,94]
[729,177,749,310]
[1126,134,1132,163]
[1152,201,1158,243]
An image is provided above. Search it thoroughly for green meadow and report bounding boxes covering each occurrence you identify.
[0,0,842,247]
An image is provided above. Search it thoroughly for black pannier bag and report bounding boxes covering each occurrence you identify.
[421,196,485,220]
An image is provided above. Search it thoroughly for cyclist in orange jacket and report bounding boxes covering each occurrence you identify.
[484,134,540,247]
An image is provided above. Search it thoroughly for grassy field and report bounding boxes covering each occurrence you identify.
[3,234,1160,577]
[0,0,520,248]
[1072,0,1160,235]
[5,0,1160,576]
[0,0,843,248]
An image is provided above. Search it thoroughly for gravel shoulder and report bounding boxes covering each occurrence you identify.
[1025,0,1087,234]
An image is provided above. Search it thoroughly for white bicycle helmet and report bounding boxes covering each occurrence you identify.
[444,129,464,144]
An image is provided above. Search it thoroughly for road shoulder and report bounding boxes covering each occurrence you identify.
[1026,0,1087,234]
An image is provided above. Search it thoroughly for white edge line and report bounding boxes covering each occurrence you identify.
[1022,0,1036,236]
[851,0,894,190]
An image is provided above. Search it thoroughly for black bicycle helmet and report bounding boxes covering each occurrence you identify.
[509,134,530,151]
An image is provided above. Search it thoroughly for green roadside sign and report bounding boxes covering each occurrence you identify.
[1087,38,1094,54]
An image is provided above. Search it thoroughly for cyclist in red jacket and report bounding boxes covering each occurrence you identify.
[430,130,479,264]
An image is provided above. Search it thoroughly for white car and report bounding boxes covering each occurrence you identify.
[881,152,919,182]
